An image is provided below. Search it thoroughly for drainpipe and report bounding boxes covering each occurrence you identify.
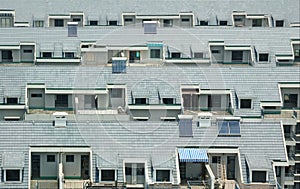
[59,163,64,189]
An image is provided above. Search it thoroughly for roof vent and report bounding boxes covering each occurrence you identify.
[53,112,68,127]
[67,22,78,37]
[197,112,212,127]
[144,21,157,34]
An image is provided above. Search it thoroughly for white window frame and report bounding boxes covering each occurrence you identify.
[4,168,22,183]
[250,170,268,183]
[154,169,172,183]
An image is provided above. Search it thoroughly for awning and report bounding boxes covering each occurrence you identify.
[178,148,208,163]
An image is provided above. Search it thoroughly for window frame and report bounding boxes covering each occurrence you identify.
[6,97,19,105]
[34,20,44,27]
[66,155,75,163]
[239,99,252,109]
[259,53,269,62]
[231,51,243,62]
[47,155,56,163]
[150,48,161,59]
[155,169,171,182]
[275,20,284,27]
[4,169,22,183]
[251,170,267,183]
[100,169,116,182]
[54,19,64,27]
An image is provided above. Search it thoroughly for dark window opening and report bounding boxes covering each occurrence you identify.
[234,18,243,22]
[232,51,243,62]
[64,52,75,58]
[211,50,220,54]
[137,164,145,176]
[181,18,190,22]
[252,171,266,182]
[125,164,132,175]
[171,52,181,59]
[23,49,33,53]
[163,19,173,27]
[219,21,228,26]
[259,53,269,61]
[47,155,55,162]
[124,18,133,22]
[2,50,13,62]
[108,20,118,26]
[135,98,147,105]
[66,155,74,162]
[42,52,52,58]
[156,170,170,182]
[89,20,98,26]
[72,18,81,22]
[81,45,89,48]
[6,170,20,182]
[240,99,252,109]
[150,49,161,58]
[54,19,64,27]
[295,49,300,61]
[6,97,18,105]
[212,156,220,164]
[101,170,115,181]
[276,20,284,27]
[55,94,68,108]
[162,98,174,105]
[252,19,262,27]
[200,20,208,26]
[284,94,298,109]
[129,51,140,63]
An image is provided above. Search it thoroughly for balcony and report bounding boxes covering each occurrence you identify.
[285,132,296,146]
[288,153,296,165]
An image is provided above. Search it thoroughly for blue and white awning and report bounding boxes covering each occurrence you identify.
[178,148,208,163]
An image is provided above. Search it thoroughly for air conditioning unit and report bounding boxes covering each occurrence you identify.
[197,112,212,127]
[53,112,68,127]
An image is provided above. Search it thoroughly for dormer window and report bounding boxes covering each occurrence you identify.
[162,98,174,105]
[6,97,18,105]
[171,52,181,59]
[108,20,118,26]
[259,53,269,62]
[54,19,64,27]
[200,20,208,26]
[135,98,147,105]
[240,99,252,109]
[64,52,75,58]
[219,21,228,26]
[252,19,262,27]
[89,20,98,26]
[275,20,284,27]
[252,171,267,182]
[42,52,52,58]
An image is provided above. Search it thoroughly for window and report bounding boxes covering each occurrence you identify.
[194,52,203,59]
[295,49,300,61]
[135,98,147,105]
[259,53,269,62]
[2,50,13,62]
[54,19,64,27]
[55,94,68,108]
[108,20,118,26]
[162,98,174,105]
[234,18,243,22]
[111,89,123,98]
[156,170,170,182]
[89,20,98,26]
[64,52,75,58]
[0,17,12,27]
[179,118,193,137]
[211,50,220,54]
[150,49,161,58]
[34,20,44,27]
[163,19,173,27]
[171,52,181,59]
[101,170,115,181]
[212,156,220,163]
[252,19,262,27]
[5,170,21,182]
[219,21,228,26]
[137,164,145,175]
[23,49,33,53]
[218,120,241,136]
[181,18,190,22]
[66,155,74,162]
[252,171,267,182]
[6,97,18,105]
[72,18,81,22]
[42,52,52,58]
[129,51,140,63]
[47,155,55,162]
[232,51,243,62]
[284,94,298,108]
[84,95,97,109]
[125,163,132,175]
[124,18,133,22]
[240,99,252,109]
[200,20,208,26]
[276,20,284,27]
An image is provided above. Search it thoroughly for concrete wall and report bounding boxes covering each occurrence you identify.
[210,46,224,63]
[97,94,108,109]
[0,109,25,120]
[20,45,35,62]
[28,88,45,108]
[40,153,58,178]
[63,153,81,178]
[82,52,107,65]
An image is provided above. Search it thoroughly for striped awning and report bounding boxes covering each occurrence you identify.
[178,148,208,163]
